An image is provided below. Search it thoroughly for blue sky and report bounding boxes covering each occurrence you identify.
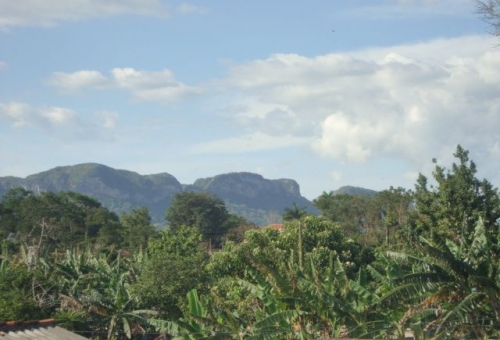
[1,0,499,200]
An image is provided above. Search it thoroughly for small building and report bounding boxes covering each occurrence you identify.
[266,223,284,231]
[0,319,88,339]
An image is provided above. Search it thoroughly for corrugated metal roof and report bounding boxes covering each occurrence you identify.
[0,319,88,339]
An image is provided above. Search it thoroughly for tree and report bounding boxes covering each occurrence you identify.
[47,249,155,339]
[133,226,209,320]
[221,224,258,244]
[208,216,374,285]
[282,202,308,221]
[166,192,230,245]
[158,239,381,339]
[120,207,158,252]
[0,189,124,251]
[314,192,380,237]
[373,187,413,248]
[372,146,500,338]
[477,0,500,37]
[0,261,48,320]
[410,145,500,252]
[379,219,500,339]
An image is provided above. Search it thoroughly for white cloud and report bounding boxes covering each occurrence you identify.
[313,112,389,163]
[39,35,500,181]
[48,70,109,91]
[111,67,202,100]
[41,107,80,126]
[0,61,6,70]
[111,68,174,89]
[48,67,201,102]
[0,0,167,29]
[0,101,118,140]
[176,3,208,15]
[191,132,311,154]
[0,102,33,127]
[350,35,496,64]
[95,111,119,128]
[219,35,500,173]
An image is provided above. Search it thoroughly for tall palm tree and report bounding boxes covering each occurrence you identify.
[282,203,308,222]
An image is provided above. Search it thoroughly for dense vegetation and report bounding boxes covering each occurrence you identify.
[1,145,499,339]
[0,165,315,226]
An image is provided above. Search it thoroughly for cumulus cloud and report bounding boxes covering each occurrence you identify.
[0,101,118,140]
[41,107,80,126]
[350,35,496,64]
[0,0,167,29]
[48,70,109,91]
[48,67,201,102]
[111,67,202,101]
[0,102,34,128]
[219,35,500,172]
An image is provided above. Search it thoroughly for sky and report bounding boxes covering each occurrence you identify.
[1,0,499,200]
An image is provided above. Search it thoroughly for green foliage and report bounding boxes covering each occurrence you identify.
[208,216,373,281]
[313,188,414,247]
[41,248,155,339]
[0,163,183,224]
[372,187,413,248]
[0,145,498,340]
[0,261,48,320]
[410,145,500,250]
[222,223,258,244]
[120,207,158,252]
[0,189,124,252]
[378,218,500,339]
[159,250,383,339]
[369,146,500,339]
[166,192,230,245]
[314,192,371,235]
[282,203,309,222]
[204,215,376,338]
[133,226,209,320]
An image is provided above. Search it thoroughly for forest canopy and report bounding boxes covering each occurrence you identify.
[0,145,499,339]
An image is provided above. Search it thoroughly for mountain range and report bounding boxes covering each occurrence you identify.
[0,164,375,225]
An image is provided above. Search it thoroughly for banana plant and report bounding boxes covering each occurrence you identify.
[43,249,154,339]
[149,289,236,340]
[377,218,500,339]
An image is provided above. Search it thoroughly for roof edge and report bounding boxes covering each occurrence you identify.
[0,319,55,328]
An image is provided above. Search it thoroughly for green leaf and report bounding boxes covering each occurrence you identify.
[187,289,204,317]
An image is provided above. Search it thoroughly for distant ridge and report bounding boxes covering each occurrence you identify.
[185,172,316,224]
[0,164,317,226]
[332,185,378,197]
[0,163,182,223]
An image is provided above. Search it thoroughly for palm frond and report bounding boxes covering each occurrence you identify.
[253,310,305,329]
[374,282,429,307]
[148,318,182,335]
[434,291,486,336]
